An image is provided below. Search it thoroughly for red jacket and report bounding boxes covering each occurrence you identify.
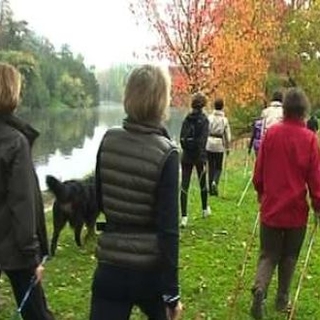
[253,119,320,228]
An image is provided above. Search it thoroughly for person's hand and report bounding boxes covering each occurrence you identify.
[166,301,183,320]
[34,263,45,284]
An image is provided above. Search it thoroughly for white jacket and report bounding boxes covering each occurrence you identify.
[261,101,283,135]
[206,110,231,153]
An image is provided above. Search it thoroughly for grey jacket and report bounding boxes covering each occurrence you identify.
[95,119,177,269]
[0,114,49,270]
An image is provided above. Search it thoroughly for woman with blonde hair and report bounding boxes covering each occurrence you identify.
[90,65,182,320]
[0,63,54,319]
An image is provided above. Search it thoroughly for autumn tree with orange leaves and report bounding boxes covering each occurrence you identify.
[213,0,286,105]
[130,0,286,108]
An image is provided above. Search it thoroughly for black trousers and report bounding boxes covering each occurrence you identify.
[207,152,224,190]
[252,223,306,298]
[180,161,208,216]
[1,268,54,320]
[90,264,168,320]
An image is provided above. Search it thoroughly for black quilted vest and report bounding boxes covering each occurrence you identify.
[96,120,176,269]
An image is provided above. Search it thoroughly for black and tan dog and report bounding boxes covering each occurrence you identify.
[46,175,99,256]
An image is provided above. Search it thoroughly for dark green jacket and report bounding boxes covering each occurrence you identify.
[95,119,177,269]
[0,113,49,270]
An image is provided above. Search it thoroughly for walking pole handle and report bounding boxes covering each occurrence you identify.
[17,255,49,313]
[40,255,49,266]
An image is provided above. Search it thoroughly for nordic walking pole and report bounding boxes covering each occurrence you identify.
[238,212,259,280]
[243,153,249,177]
[228,212,259,320]
[11,256,48,320]
[287,220,318,320]
[237,175,252,207]
[222,152,228,197]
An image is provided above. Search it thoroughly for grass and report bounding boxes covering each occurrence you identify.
[1,149,320,319]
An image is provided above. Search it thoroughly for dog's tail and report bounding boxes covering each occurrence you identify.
[46,175,66,200]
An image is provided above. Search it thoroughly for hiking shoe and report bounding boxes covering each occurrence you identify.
[250,288,264,319]
[275,294,289,313]
[181,216,188,228]
[203,206,211,218]
[211,182,218,196]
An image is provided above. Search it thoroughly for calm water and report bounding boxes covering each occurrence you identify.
[18,102,185,190]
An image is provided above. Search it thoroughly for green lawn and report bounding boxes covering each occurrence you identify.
[1,150,320,319]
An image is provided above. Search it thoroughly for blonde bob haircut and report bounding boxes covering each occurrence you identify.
[0,63,21,113]
[124,65,171,123]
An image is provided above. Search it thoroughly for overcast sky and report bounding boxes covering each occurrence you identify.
[10,0,154,70]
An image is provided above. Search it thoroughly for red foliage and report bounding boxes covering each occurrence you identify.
[130,0,287,108]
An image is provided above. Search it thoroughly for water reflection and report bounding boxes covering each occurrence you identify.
[19,107,100,165]
[18,103,184,190]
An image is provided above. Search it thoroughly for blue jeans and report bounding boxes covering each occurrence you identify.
[89,264,167,320]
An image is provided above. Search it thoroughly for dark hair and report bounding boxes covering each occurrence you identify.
[214,98,224,110]
[191,92,207,110]
[262,98,268,109]
[283,88,310,120]
[272,91,283,103]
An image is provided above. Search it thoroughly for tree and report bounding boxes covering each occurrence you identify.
[0,0,12,26]
[130,0,285,108]
[289,0,310,9]
[57,73,86,108]
[97,64,132,102]
[0,0,29,50]
[212,0,286,105]
[130,0,224,104]
[0,1,100,109]
[288,0,320,106]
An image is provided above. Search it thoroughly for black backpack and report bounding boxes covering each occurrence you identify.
[180,115,204,153]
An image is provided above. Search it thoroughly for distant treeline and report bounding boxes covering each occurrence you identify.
[96,64,133,103]
[0,0,99,109]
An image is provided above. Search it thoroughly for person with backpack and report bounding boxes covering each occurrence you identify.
[261,91,283,135]
[248,101,267,157]
[180,92,210,228]
[248,117,263,157]
[307,114,318,133]
[206,98,231,196]
[250,88,320,319]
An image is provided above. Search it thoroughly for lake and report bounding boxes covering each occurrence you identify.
[18,102,185,190]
